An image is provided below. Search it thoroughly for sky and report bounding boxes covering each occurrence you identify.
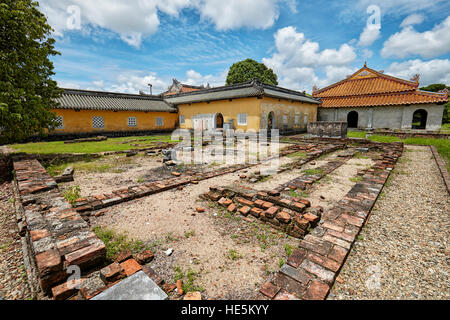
[37,0,450,95]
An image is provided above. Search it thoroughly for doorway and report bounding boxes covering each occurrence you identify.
[412,109,427,129]
[347,111,359,128]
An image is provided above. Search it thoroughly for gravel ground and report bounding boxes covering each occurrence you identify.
[0,181,33,300]
[329,145,449,300]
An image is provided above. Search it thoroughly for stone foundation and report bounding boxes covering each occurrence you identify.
[307,122,348,138]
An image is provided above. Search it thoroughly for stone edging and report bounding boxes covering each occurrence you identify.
[430,145,450,194]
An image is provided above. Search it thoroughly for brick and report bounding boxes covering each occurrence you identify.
[239,206,251,216]
[322,221,344,233]
[120,259,142,277]
[208,192,221,201]
[325,229,354,243]
[218,197,232,207]
[303,213,320,224]
[134,250,154,265]
[259,282,281,299]
[163,283,176,293]
[114,249,133,263]
[142,265,164,286]
[100,262,125,283]
[268,190,280,196]
[254,199,265,208]
[64,241,106,269]
[328,245,348,264]
[292,202,306,212]
[262,202,274,209]
[30,229,51,241]
[299,235,333,256]
[287,248,307,268]
[272,272,307,298]
[307,252,341,272]
[303,281,330,300]
[196,207,205,213]
[51,279,83,300]
[250,207,263,218]
[264,206,279,219]
[184,292,202,300]
[300,259,335,284]
[323,234,352,250]
[273,290,299,300]
[79,275,107,300]
[35,249,62,277]
[227,203,236,212]
[294,216,310,230]
[280,264,311,285]
[298,199,311,207]
[341,213,364,227]
[236,197,254,207]
[276,211,291,224]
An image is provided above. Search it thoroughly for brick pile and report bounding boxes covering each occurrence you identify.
[258,142,403,300]
[203,186,322,239]
[13,158,106,295]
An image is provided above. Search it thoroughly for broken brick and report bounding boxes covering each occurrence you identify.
[100,262,126,283]
[134,250,154,265]
[120,258,142,277]
[276,211,291,224]
[239,206,251,216]
[260,282,281,299]
[303,281,330,300]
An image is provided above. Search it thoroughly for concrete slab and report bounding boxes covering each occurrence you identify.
[91,271,168,300]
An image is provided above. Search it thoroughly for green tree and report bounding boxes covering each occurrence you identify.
[226,59,278,86]
[0,0,62,144]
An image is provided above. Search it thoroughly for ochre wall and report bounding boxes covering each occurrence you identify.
[51,109,178,134]
[259,97,318,130]
[178,97,261,131]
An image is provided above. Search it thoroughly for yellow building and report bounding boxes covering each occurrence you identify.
[164,79,320,132]
[51,89,178,135]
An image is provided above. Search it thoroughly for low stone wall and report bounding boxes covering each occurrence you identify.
[372,130,449,139]
[258,141,403,300]
[12,158,106,295]
[307,122,348,138]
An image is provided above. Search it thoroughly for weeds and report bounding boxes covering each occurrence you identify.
[63,185,81,206]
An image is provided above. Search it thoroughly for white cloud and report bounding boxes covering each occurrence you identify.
[381,16,450,59]
[358,24,381,47]
[354,0,448,16]
[196,0,280,30]
[38,0,289,47]
[400,13,425,28]
[184,69,227,87]
[262,26,357,92]
[387,59,450,86]
[106,72,168,94]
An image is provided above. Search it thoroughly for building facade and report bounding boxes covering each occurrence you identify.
[314,65,448,130]
[52,89,178,135]
[164,80,320,132]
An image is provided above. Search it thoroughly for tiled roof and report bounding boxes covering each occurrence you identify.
[164,79,321,105]
[314,65,448,108]
[56,89,177,112]
[164,86,203,96]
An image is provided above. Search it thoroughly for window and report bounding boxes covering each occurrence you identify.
[55,116,64,129]
[156,117,164,126]
[92,116,105,129]
[179,115,185,125]
[128,117,137,127]
[294,115,300,125]
[282,115,288,125]
[237,113,247,126]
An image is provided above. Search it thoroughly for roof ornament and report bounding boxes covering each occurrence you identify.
[410,74,420,83]
[364,61,367,67]
[312,85,319,93]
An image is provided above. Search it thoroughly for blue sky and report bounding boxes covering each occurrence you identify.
[38,0,450,94]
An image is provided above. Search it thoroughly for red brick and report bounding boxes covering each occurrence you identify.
[196,207,205,213]
[237,197,254,207]
[254,199,265,208]
[328,245,348,264]
[250,207,263,218]
[307,252,341,272]
[134,250,154,265]
[260,282,281,299]
[114,249,133,263]
[322,221,344,233]
[218,197,232,207]
[294,216,310,230]
[293,202,306,212]
[163,283,176,293]
[227,203,236,212]
[303,281,330,300]
[239,206,251,216]
[30,229,51,241]
[303,213,320,224]
[64,242,106,269]
[35,249,62,276]
[341,213,364,227]
[273,290,299,300]
[142,265,164,286]
[51,279,83,300]
[262,202,274,209]
[120,258,142,277]
[298,199,311,207]
[100,262,125,283]
[276,211,291,224]
[264,206,279,219]
[326,229,354,243]
[287,248,307,268]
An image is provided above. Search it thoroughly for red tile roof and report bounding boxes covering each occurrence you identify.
[313,65,448,108]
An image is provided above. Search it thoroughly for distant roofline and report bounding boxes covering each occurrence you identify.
[61,88,165,101]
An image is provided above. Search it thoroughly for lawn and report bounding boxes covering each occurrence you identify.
[9,134,178,154]
[348,131,450,172]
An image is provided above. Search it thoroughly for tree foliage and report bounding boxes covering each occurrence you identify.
[0,0,62,144]
[420,83,450,124]
[226,59,278,86]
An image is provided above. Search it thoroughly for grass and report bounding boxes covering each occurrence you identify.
[226,249,242,260]
[184,230,195,239]
[289,189,308,198]
[174,266,204,293]
[348,131,450,172]
[92,226,146,262]
[303,168,324,176]
[10,134,177,154]
[63,185,81,206]
[287,151,307,159]
[284,243,295,257]
[349,176,363,183]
